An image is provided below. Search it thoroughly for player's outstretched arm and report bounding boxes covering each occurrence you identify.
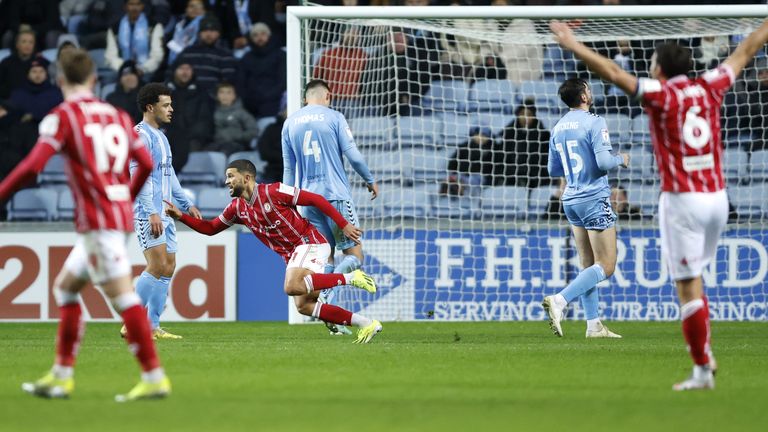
[296,190,363,244]
[0,143,57,202]
[550,20,638,95]
[723,19,768,78]
[163,199,228,236]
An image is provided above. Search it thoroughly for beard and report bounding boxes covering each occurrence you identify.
[230,183,244,197]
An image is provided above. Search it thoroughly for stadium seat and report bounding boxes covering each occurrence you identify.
[724,132,754,149]
[750,150,768,182]
[630,115,651,144]
[365,150,413,184]
[228,151,266,176]
[517,80,561,111]
[38,154,68,185]
[439,113,473,146]
[542,44,578,81]
[729,183,768,220]
[255,116,277,139]
[7,188,59,221]
[100,82,116,99]
[470,112,515,136]
[432,194,475,219]
[403,148,450,183]
[89,48,106,69]
[57,189,75,221]
[528,185,556,217]
[468,79,517,112]
[351,186,381,218]
[422,80,469,113]
[479,186,529,219]
[538,112,562,130]
[625,147,654,179]
[397,116,441,148]
[625,182,659,216]
[602,113,633,143]
[348,117,394,149]
[588,80,606,106]
[178,152,227,186]
[382,186,432,218]
[0,48,10,62]
[196,187,231,219]
[723,148,748,180]
[41,48,57,62]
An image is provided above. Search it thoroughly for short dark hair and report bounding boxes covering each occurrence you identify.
[227,159,257,177]
[217,81,235,92]
[655,43,693,78]
[558,78,589,108]
[59,49,94,85]
[137,83,172,112]
[303,79,330,98]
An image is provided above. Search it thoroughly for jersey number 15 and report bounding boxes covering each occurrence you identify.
[555,140,584,176]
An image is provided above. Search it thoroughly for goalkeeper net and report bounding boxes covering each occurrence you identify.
[288,5,768,323]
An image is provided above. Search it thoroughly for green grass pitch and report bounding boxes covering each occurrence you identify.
[0,321,765,432]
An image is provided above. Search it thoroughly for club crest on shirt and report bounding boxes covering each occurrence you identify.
[601,128,610,143]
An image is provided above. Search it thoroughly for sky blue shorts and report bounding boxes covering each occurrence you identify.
[135,217,178,253]
[303,199,360,251]
[563,196,617,231]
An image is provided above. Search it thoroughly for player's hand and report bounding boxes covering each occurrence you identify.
[550,20,578,50]
[149,213,163,238]
[620,153,630,168]
[188,206,202,219]
[162,200,182,220]
[366,183,379,200]
[342,223,363,245]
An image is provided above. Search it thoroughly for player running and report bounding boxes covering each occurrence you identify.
[282,79,378,336]
[164,159,383,344]
[550,18,768,390]
[542,78,629,340]
[121,83,201,340]
[0,49,170,402]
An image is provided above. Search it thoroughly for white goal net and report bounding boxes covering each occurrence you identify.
[287,5,768,323]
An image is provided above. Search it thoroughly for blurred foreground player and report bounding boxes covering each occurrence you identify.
[164,159,383,343]
[550,18,768,390]
[0,49,170,402]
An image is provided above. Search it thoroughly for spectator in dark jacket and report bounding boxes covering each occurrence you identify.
[165,61,214,171]
[209,82,259,155]
[494,100,551,188]
[173,14,237,96]
[362,31,419,117]
[0,28,38,99]
[611,185,643,221]
[257,97,287,183]
[1,0,63,51]
[236,22,286,118]
[443,126,495,197]
[107,60,143,122]
[214,0,279,50]
[78,0,124,49]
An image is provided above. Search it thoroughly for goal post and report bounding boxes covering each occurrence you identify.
[286,5,768,324]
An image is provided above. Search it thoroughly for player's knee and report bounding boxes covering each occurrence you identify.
[295,302,314,316]
[284,280,305,296]
[598,261,616,278]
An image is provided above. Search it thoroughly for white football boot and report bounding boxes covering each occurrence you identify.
[542,296,564,337]
[673,365,715,391]
[586,322,622,338]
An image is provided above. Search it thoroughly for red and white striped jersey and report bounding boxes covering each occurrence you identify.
[637,64,734,193]
[218,182,327,262]
[38,92,146,232]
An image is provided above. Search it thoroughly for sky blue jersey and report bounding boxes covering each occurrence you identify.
[548,109,623,204]
[281,104,374,202]
[130,121,192,220]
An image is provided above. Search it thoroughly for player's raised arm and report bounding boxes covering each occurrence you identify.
[550,20,639,96]
[296,189,363,244]
[164,199,229,236]
[723,18,768,78]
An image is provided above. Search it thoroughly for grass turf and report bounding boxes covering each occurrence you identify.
[0,321,765,432]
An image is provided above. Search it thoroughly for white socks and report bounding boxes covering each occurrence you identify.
[142,367,166,384]
[587,318,602,332]
[351,313,372,328]
[52,364,74,379]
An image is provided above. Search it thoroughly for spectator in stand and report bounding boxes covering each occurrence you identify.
[214,0,280,51]
[747,59,768,151]
[494,100,551,188]
[105,0,165,77]
[165,61,214,170]
[0,28,38,99]
[7,57,63,157]
[611,185,643,220]
[167,0,206,65]
[60,0,95,35]
[498,18,544,82]
[236,22,286,118]
[173,13,237,96]
[362,31,419,117]
[107,61,143,122]
[209,82,259,155]
[599,39,642,117]
[78,0,124,49]
[48,35,79,85]
[257,106,286,183]
[1,0,63,51]
[443,126,495,197]
[693,35,731,71]
[439,1,497,79]
[313,25,368,116]
[543,178,567,221]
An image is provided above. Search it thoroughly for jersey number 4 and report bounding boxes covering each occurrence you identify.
[84,123,129,173]
[555,140,584,176]
[302,130,322,162]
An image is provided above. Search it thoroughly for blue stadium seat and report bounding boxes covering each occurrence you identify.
[750,150,768,182]
[38,154,68,185]
[57,189,75,221]
[439,113,473,146]
[255,116,277,140]
[630,115,651,144]
[470,112,515,136]
[625,147,654,179]
[351,186,381,218]
[403,148,449,183]
[432,195,475,218]
[382,186,432,218]
[228,151,266,176]
[366,150,412,183]
[625,182,659,216]
[730,183,768,220]
[178,152,227,186]
[397,116,441,148]
[468,79,517,112]
[724,132,754,149]
[539,112,562,130]
[42,48,57,62]
[100,82,116,99]
[602,113,633,143]
[480,186,529,219]
[7,188,59,221]
[589,80,606,106]
[542,44,578,81]
[528,185,556,217]
[422,80,469,113]
[723,148,748,181]
[517,80,561,111]
[89,48,106,69]
[348,117,394,149]
[0,48,10,62]
[196,187,231,219]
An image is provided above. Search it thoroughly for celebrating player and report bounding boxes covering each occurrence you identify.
[282,79,379,336]
[542,78,629,340]
[164,159,384,343]
[0,49,170,402]
[121,83,201,340]
[550,18,768,390]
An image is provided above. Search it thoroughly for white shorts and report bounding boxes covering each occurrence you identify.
[63,231,132,285]
[286,243,331,274]
[658,190,728,280]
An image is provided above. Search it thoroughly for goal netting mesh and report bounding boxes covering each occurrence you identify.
[291,8,768,323]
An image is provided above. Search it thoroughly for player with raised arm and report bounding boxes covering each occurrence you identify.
[164,159,384,343]
[121,83,201,340]
[282,79,379,336]
[0,49,170,402]
[542,78,629,340]
[550,18,768,390]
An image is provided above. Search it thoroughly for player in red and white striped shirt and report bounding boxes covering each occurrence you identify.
[551,18,768,390]
[163,159,384,344]
[0,49,170,402]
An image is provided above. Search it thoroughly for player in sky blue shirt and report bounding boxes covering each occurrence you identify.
[542,78,629,340]
[282,79,378,336]
[127,84,201,340]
